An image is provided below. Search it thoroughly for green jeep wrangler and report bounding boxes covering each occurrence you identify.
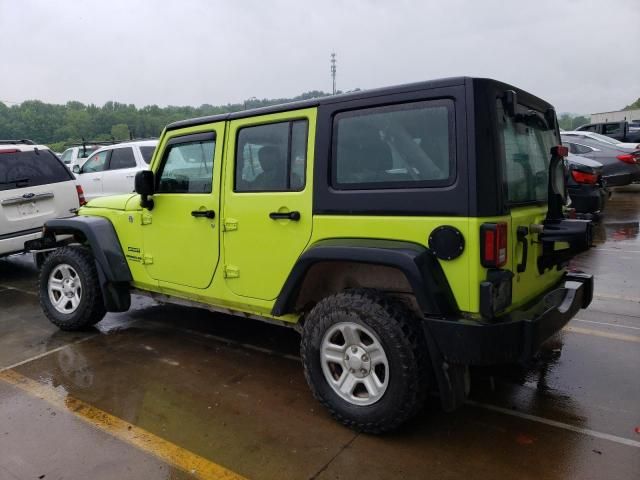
[31,77,593,433]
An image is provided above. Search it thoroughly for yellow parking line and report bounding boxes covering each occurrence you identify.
[0,369,247,480]
[564,326,640,343]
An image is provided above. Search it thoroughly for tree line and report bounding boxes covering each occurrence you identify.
[0,90,343,152]
[1,90,635,152]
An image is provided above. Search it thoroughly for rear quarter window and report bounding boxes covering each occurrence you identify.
[139,146,156,164]
[332,100,454,189]
[0,150,72,191]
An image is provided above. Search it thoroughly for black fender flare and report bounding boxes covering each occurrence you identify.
[43,216,132,312]
[271,238,458,317]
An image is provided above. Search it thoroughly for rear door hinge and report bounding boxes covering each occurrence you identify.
[223,218,238,231]
[143,254,153,265]
[141,212,152,225]
[224,265,239,278]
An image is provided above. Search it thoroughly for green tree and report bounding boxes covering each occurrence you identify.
[624,98,640,110]
[0,89,340,146]
[111,123,130,140]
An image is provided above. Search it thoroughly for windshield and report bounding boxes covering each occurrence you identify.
[79,146,100,158]
[497,100,559,204]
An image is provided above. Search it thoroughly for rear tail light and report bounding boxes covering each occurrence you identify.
[480,222,508,268]
[0,148,20,154]
[616,153,637,164]
[571,170,598,184]
[76,185,87,206]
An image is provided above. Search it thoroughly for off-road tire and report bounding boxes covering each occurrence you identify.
[301,289,430,433]
[39,246,106,330]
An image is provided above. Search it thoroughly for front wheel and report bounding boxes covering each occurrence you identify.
[301,289,430,433]
[39,246,106,331]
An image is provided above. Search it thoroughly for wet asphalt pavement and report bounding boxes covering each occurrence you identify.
[1,192,639,480]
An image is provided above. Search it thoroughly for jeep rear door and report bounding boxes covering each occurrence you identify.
[222,108,315,300]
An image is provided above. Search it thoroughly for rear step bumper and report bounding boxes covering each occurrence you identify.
[423,272,593,365]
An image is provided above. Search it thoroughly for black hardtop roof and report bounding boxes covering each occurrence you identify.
[166,76,471,131]
[165,76,551,131]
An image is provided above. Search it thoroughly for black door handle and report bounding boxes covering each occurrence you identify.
[269,211,301,221]
[516,226,528,273]
[191,210,215,219]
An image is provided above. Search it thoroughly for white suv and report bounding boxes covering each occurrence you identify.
[0,140,81,257]
[72,140,157,201]
[59,144,102,171]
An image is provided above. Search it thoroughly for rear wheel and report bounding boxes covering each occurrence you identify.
[39,247,106,330]
[301,289,430,433]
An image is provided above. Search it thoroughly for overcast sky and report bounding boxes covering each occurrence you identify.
[1,0,638,114]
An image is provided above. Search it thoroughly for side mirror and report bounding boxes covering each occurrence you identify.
[72,165,80,174]
[135,170,155,210]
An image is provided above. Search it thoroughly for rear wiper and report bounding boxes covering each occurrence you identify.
[0,178,29,186]
[515,110,550,130]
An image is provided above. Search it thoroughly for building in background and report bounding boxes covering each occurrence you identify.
[590,109,640,124]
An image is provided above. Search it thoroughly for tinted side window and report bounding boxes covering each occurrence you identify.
[156,134,215,194]
[332,100,453,189]
[235,120,308,192]
[81,151,110,173]
[603,123,622,135]
[109,147,136,170]
[139,146,155,164]
[0,150,71,191]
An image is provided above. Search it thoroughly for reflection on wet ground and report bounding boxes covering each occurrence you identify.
[0,191,639,479]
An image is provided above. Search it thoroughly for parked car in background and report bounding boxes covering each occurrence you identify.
[73,139,157,201]
[566,153,608,215]
[576,121,640,143]
[0,140,82,258]
[59,144,102,171]
[561,135,640,186]
[561,131,640,150]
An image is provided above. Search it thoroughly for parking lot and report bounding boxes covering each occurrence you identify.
[0,191,638,480]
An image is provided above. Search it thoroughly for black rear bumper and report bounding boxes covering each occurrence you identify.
[423,272,593,366]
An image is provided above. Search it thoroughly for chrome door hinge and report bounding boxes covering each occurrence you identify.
[141,212,152,225]
[224,265,240,278]
[223,218,238,231]
[143,254,154,265]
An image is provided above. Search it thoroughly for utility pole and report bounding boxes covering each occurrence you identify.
[330,52,337,95]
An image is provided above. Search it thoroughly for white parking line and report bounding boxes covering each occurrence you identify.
[565,325,640,343]
[466,400,640,448]
[0,335,97,374]
[595,249,640,254]
[574,318,640,331]
[593,292,640,303]
[0,284,38,296]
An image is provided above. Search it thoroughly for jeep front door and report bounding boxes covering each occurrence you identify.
[142,128,223,289]
[222,110,315,300]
